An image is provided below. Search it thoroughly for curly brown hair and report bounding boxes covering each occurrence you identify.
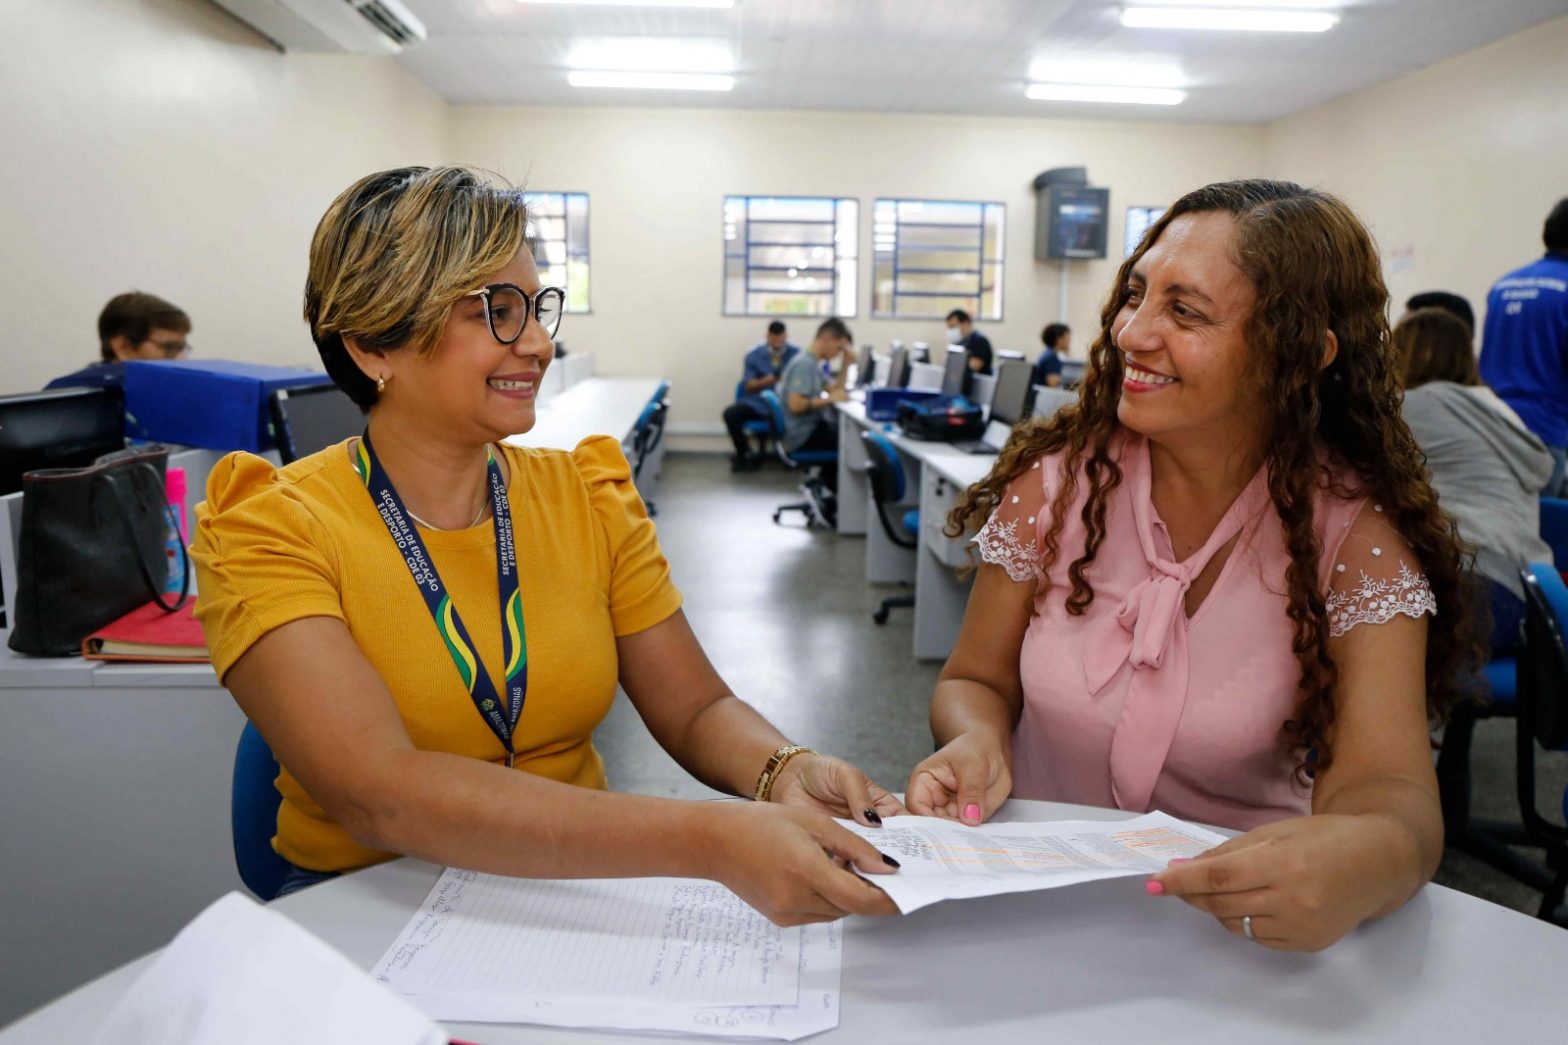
[948,179,1484,783]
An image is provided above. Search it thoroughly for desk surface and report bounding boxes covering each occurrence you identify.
[507,376,663,452]
[7,799,1565,1042]
[836,400,996,489]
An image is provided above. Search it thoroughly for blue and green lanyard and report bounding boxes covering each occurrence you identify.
[355,430,528,766]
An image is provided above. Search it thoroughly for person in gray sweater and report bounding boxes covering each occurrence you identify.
[1396,307,1556,655]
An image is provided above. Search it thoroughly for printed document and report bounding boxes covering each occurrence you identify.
[842,811,1227,913]
[374,869,844,1039]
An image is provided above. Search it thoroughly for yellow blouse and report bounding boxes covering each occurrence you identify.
[192,435,683,872]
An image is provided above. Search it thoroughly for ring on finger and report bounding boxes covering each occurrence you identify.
[1242,915,1255,941]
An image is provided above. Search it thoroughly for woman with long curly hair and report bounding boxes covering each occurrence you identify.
[904,180,1483,952]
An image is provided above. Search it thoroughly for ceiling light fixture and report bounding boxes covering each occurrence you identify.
[568,70,734,90]
[1120,6,1339,32]
[1026,83,1186,105]
[1028,58,1185,88]
[568,37,733,73]
[520,1,735,9]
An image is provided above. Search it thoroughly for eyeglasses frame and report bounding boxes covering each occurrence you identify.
[465,283,566,345]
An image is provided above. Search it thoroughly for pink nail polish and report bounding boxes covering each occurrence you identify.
[1145,879,1164,896]
[963,803,981,821]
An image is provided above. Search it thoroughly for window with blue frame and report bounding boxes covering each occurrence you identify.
[723,196,858,317]
[522,192,590,313]
[872,199,1004,320]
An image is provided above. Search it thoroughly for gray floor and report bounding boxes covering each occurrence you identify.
[596,451,1568,922]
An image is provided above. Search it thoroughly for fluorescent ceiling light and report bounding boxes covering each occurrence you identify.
[1028,58,1185,88]
[1121,7,1339,32]
[1026,83,1186,105]
[521,1,735,9]
[568,37,732,73]
[568,70,734,90]
[1128,0,1341,7]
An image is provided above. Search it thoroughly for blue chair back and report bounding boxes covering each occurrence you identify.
[861,429,906,504]
[1541,497,1568,568]
[760,388,788,439]
[232,721,289,900]
[1520,563,1568,751]
[734,380,749,402]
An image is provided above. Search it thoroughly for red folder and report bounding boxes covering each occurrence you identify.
[83,599,209,663]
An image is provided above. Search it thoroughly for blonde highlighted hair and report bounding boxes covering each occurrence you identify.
[304,166,530,407]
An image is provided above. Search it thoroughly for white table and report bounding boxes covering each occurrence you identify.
[510,377,664,456]
[6,799,1565,1041]
[0,647,239,1027]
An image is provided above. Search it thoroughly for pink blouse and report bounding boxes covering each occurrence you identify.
[975,432,1437,831]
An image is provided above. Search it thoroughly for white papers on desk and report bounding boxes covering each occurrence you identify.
[89,893,444,1045]
[373,868,843,1040]
[842,811,1227,913]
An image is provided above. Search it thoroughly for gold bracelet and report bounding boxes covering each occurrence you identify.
[753,744,815,803]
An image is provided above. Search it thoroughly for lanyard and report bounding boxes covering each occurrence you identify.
[355,430,528,766]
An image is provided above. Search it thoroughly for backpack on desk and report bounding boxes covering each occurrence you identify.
[8,445,189,656]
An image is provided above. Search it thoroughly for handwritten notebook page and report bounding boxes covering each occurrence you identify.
[373,869,800,1008]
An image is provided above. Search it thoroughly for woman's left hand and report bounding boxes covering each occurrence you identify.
[769,754,908,827]
[1148,813,1417,952]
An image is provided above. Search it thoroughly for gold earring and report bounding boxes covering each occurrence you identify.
[376,375,387,393]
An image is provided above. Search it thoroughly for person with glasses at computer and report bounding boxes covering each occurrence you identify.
[906,180,1482,952]
[191,167,903,924]
[46,291,192,390]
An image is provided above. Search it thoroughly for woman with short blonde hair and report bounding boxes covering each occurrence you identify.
[194,166,903,922]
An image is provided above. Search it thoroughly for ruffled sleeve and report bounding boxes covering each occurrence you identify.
[1322,500,1437,639]
[973,454,1052,583]
[191,453,345,681]
[571,436,684,636]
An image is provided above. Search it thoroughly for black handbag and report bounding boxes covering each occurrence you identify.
[8,445,189,656]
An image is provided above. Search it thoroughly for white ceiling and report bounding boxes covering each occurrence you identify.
[394,0,1568,124]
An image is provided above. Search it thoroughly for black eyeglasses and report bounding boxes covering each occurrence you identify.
[466,284,565,344]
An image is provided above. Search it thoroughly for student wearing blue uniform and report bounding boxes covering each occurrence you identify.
[47,291,191,390]
[945,309,993,375]
[1031,323,1071,387]
[723,320,799,472]
[1480,198,1568,495]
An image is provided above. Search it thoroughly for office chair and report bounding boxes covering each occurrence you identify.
[232,721,289,901]
[734,380,774,459]
[630,386,670,516]
[1515,563,1568,923]
[760,389,837,529]
[862,430,918,624]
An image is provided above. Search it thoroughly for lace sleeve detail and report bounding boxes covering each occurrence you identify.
[975,514,1042,582]
[972,458,1049,582]
[1322,500,1437,639]
[1325,563,1436,637]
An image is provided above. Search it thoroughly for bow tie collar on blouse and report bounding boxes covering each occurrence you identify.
[1081,438,1273,812]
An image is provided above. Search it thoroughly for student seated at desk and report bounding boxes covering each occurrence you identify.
[723,320,799,472]
[192,166,902,924]
[946,308,993,375]
[1032,323,1071,388]
[907,180,1482,952]
[780,317,853,487]
[1395,307,1555,657]
[46,291,191,390]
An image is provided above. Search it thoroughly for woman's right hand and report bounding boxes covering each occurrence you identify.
[905,731,1012,825]
[704,802,901,926]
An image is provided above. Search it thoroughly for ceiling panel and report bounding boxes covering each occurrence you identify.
[393,0,1568,123]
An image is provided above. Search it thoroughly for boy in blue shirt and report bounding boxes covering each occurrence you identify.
[723,320,799,472]
[1032,323,1071,388]
[1480,199,1568,495]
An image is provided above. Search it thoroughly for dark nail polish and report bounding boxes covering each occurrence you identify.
[881,851,901,868]
[864,808,883,825]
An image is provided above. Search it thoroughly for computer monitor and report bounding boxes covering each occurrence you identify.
[854,345,875,389]
[887,346,910,389]
[940,347,968,397]
[988,359,1033,428]
[0,386,126,495]
[269,383,364,465]
[909,341,930,364]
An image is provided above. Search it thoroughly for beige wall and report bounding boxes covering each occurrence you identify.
[0,0,446,394]
[450,105,1266,438]
[1265,14,1568,332]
